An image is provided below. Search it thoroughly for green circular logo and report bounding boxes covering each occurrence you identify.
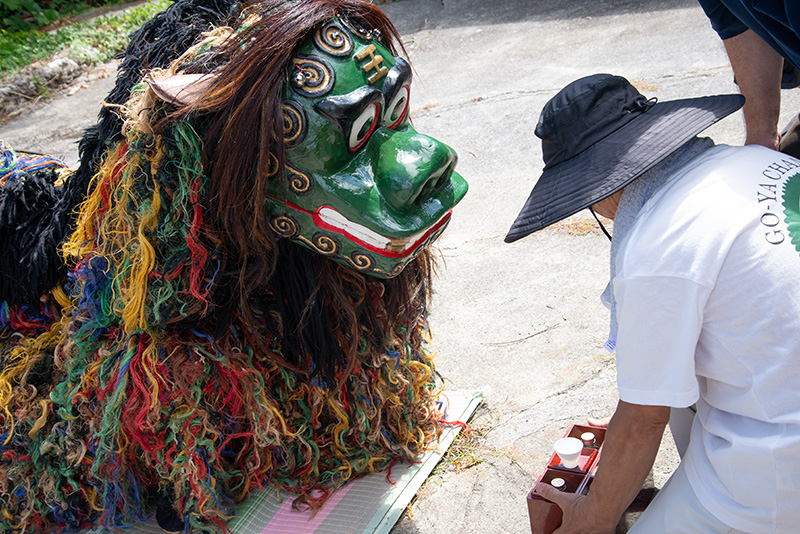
[783,172,800,253]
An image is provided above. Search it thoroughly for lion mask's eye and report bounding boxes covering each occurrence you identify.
[381,57,412,130]
[315,86,384,151]
[383,84,409,129]
[350,102,381,150]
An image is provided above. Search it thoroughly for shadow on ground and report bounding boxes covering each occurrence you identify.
[387,0,698,33]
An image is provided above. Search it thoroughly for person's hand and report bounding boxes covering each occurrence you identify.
[587,415,611,428]
[534,483,616,534]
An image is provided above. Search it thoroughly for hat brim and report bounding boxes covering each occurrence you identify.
[504,93,744,243]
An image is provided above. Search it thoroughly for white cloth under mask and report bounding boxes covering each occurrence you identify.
[601,136,714,352]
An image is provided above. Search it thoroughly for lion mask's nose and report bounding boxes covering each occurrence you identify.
[371,129,457,213]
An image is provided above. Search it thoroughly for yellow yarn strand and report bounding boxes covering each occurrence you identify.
[0,317,67,441]
[62,145,126,262]
[121,178,161,332]
[27,399,51,440]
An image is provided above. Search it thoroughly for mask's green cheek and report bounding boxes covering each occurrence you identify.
[267,125,467,278]
[283,101,350,176]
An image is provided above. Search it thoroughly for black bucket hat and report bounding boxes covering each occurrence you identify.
[505,74,744,243]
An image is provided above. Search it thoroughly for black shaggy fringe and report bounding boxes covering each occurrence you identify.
[271,240,343,382]
[1,0,240,307]
[75,0,241,181]
[0,168,63,307]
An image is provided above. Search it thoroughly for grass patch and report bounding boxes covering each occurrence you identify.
[433,422,490,475]
[0,0,168,79]
[549,216,612,236]
[2,0,134,32]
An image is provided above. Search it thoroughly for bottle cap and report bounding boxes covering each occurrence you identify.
[550,477,567,491]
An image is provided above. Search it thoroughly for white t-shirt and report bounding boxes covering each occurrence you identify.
[614,145,800,533]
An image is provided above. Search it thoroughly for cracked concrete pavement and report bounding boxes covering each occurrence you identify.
[2,0,799,532]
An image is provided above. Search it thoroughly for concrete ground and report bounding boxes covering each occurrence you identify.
[3,0,799,532]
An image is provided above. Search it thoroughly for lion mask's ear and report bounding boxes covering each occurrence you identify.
[145,73,217,107]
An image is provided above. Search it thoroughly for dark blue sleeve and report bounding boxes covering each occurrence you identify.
[697,0,750,39]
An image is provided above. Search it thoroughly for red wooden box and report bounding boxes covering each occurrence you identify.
[547,424,604,472]
[527,424,605,534]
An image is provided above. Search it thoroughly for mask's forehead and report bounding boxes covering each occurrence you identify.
[288,17,397,99]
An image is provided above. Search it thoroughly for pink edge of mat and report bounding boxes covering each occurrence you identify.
[259,482,355,534]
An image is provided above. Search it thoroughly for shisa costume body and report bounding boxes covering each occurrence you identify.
[0,1,467,532]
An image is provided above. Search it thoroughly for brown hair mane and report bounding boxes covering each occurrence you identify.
[171,0,404,326]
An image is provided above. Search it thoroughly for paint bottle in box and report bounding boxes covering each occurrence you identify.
[581,432,598,449]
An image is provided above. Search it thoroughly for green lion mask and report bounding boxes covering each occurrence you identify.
[270,17,468,277]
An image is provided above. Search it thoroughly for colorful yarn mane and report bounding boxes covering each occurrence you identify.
[0,1,447,532]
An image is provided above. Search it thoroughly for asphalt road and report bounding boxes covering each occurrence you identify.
[3,0,800,533]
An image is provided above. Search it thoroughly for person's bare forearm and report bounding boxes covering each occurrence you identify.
[539,400,672,533]
[583,401,670,530]
[723,29,783,149]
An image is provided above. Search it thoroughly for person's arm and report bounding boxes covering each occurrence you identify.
[723,29,784,149]
[536,400,671,534]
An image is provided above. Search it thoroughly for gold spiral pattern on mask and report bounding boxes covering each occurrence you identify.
[285,165,311,195]
[314,23,353,57]
[349,252,373,270]
[270,215,299,238]
[312,234,339,255]
[265,153,279,179]
[340,17,373,41]
[282,101,306,147]
[290,56,334,97]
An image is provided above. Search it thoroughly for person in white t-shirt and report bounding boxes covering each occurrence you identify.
[505,73,800,533]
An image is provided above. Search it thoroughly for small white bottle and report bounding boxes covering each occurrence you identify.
[581,431,597,448]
